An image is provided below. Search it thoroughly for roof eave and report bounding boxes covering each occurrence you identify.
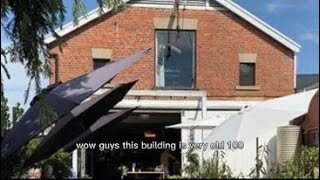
[215,0,301,53]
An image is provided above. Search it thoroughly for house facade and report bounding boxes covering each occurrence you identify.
[45,0,301,178]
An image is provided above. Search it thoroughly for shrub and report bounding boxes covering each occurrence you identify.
[184,149,200,178]
[1,138,41,178]
[1,138,71,179]
[41,149,72,179]
[248,144,271,178]
[183,150,233,178]
[267,146,319,179]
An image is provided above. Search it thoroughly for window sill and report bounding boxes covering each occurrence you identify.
[236,85,260,91]
[154,86,198,91]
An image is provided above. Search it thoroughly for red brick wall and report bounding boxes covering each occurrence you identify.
[48,7,295,100]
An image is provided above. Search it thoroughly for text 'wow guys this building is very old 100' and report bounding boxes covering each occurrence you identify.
[44,0,301,178]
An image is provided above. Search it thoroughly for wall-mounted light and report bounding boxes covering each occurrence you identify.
[140,114,150,120]
[144,130,156,138]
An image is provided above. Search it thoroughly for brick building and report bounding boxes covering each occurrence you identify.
[45,0,301,178]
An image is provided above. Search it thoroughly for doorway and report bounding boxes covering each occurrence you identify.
[85,112,181,178]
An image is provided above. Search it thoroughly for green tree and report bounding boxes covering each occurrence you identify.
[1,0,125,138]
[1,98,27,178]
[0,100,70,179]
[1,0,124,101]
[1,137,71,179]
[1,2,125,178]
[12,102,24,126]
[1,93,10,138]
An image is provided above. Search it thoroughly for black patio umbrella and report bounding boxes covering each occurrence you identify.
[1,49,149,162]
[24,81,137,166]
[63,107,138,152]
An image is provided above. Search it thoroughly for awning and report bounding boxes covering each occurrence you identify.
[25,81,137,166]
[165,117,225,129]
[1,49,149,162]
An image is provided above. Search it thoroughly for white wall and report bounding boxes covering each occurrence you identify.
[180,110,238,170]
[201,128,278,177]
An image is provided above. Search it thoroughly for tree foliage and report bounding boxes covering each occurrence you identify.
[267,146,319,179]
[0,95,71,179]
[1,1,125,178]
[1,0,66,100]
[1,0,123,101]
[1,94,25,140]
[1,101,27,178]
[249,144,271,178]
[12,102,24,125]
[178,146,319,179]
[1,137,72,179]
[183,150,233,178]
[1,93,10,138]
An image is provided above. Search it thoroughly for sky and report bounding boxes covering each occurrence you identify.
[1,0,319,111]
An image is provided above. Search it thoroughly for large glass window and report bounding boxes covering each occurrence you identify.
[156,30,195,89]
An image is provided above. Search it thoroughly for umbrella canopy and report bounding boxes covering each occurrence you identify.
[25,81,137,166]
[63,107,138,152]
[204,89,318,144]
[1,49,149,162]
[50,49,149,104]
[200,89,318,175]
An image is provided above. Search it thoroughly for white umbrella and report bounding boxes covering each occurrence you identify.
[166,116,226,162]
[200,89,318,175]
[204,89,318,144]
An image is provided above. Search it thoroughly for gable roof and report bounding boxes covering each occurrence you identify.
[44,0,301,53]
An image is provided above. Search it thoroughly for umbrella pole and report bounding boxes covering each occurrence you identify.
[256,137,259,178]
[201,129,204,162]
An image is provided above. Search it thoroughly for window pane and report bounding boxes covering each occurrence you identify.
[93,59,110,70]
[240,63,255,86]
[156,30,195,88]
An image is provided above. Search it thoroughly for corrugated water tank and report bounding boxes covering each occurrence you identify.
[277,125,302,163]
